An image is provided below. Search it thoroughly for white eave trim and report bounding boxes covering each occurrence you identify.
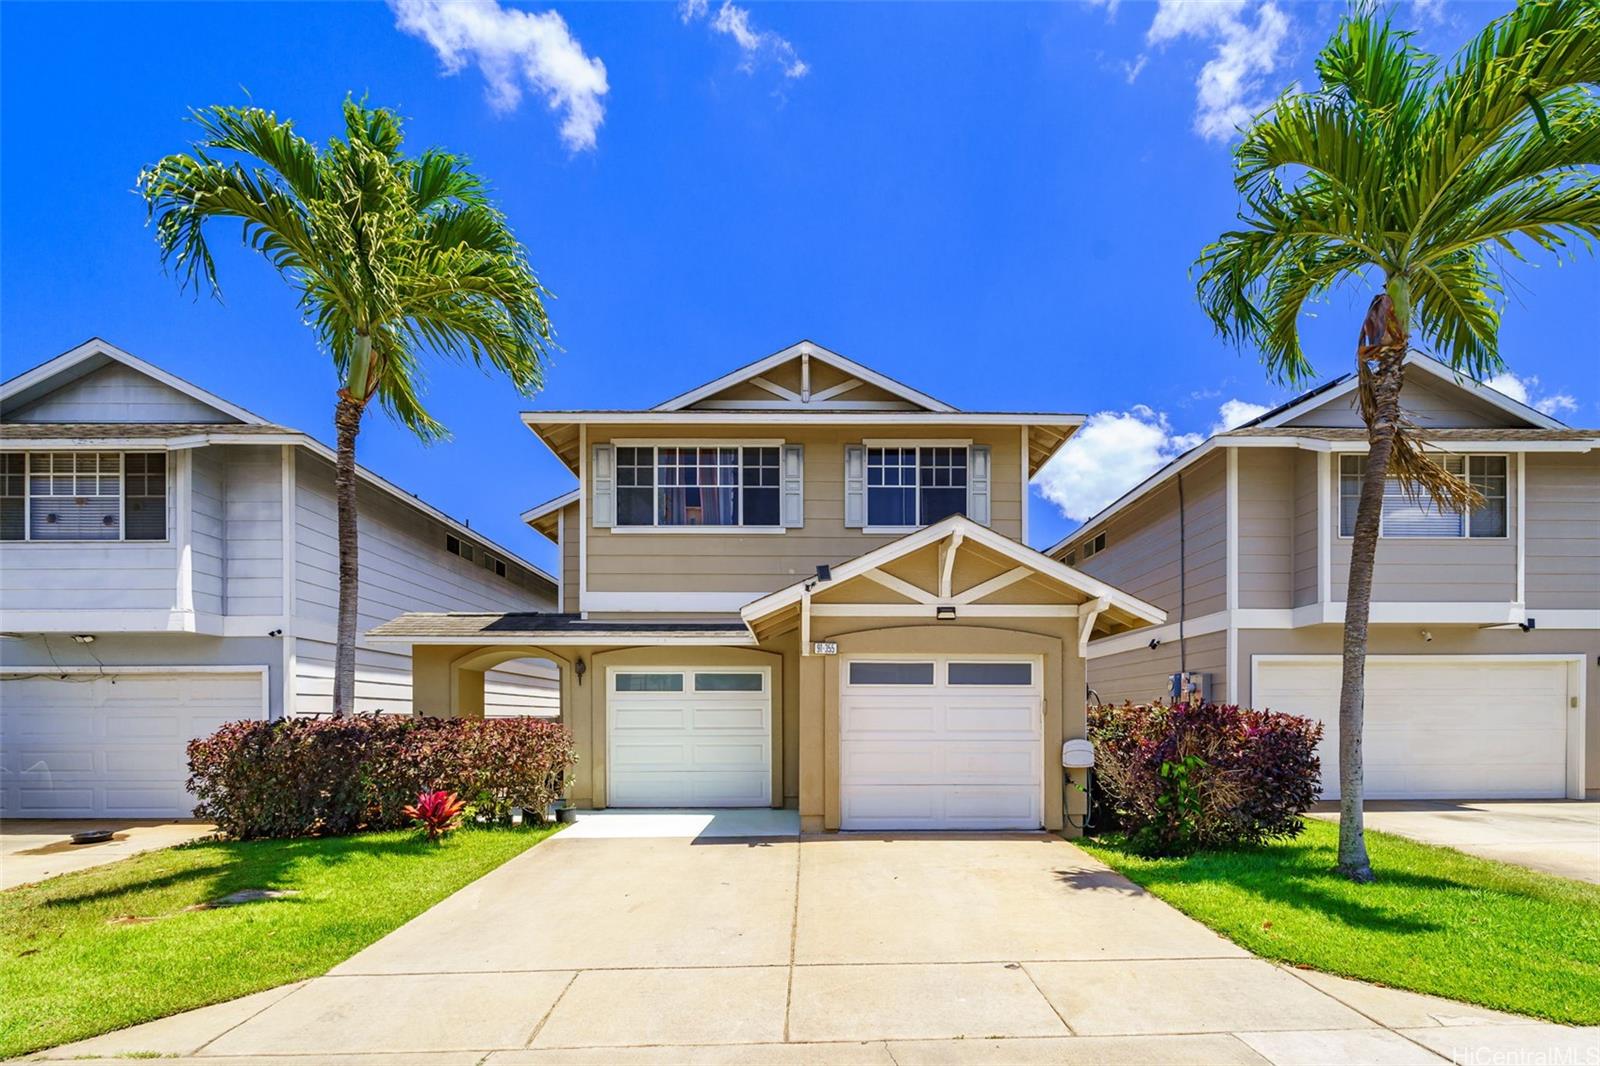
[651,340,957,413]
[0,338,270,425]
[520,489,579,526]
[369,630,758,647]
[522,411,1082,428]
[1257,352,1566,431]
[741,513,1166,627]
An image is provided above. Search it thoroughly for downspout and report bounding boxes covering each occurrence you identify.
[1176,472,1187,675]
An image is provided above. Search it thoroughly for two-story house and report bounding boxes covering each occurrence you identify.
[373,340,1165,833]
[0,339,558,819]
[1049,353,1599,801]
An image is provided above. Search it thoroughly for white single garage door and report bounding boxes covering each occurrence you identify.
[607,667,771,807]
[0,668,268,818]
[1253,656,1572,800]
[840,656,1042,830]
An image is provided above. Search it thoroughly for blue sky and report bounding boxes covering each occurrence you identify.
[2,0,1595,575]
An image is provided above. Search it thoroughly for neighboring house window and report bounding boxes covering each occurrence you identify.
[6,451,166,542]
[1339,454,1507,537]
[866,445,967,527]
[1081,532,1106,559]
[447,533,509,577]
[614,445,782,528]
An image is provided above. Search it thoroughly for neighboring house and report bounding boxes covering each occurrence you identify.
[1048,353,1599,801]
[0,339,558,819]
[372,340,1165,833]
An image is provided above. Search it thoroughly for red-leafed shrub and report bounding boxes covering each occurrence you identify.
[1088,701,1322,855]
[187,716,576,839]
[405,789,467,841]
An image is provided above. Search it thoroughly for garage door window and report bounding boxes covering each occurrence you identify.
[848,661,935,685]
[948,662,1033,686]
[614,672,683,692]
[694,672,763,691]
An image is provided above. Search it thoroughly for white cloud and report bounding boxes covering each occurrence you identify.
[1485,372,1579,418]
[389,0,609,151]
[681,0,808,79]
[1412,0,1447,24]
[1144,0,1292,141]
[1036,405,1204,522]
[1212,398,1270,434]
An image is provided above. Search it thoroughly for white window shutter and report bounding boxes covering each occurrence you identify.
[844,445,866,529]
[591,444,615,528]
[782,444,805,528]
[968,445,992,526]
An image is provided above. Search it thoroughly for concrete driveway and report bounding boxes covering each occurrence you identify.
[1310,800,1600,883]
[1,819,216,890]
[29,811,1600,1065]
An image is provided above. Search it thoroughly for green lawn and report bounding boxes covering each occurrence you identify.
[1080,818,1600,1024]
[0,824,559,1059]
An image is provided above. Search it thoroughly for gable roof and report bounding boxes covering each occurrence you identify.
[653,339,957,413]
[0,338,269,425]
[741,513,1166,637]
[520,488,579,541]
[1238,352,1565,432]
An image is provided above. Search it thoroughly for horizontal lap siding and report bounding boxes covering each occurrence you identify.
[582,424,1024,597]
[1237,450,1293,610]
[1283,369,1507,429]
[1293,451,1318,607]
[190,448,225,615]
[222,446,283,616]
[0,508,179,612]
[562,505,579,612]
[1088,631,1227,707]
[291,454,554,716]
[1525,452,1600,611]
[1074,453,1227,618]
[7,363,234,423]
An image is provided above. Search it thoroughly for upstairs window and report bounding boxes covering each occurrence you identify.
[3,451,166,542]
[866,445,967,527]
[615,445,781,528]
[1081,531,1107,559]
[1339,454,1507,538]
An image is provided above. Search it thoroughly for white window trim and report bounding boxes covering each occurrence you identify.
[7,449,171,544]
[1336,452,1510,541]
[610,438,788,533]
[862,439,973,533]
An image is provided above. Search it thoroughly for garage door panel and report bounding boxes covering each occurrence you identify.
[607,669,772,808]
[840,656,1043,831]
[0,670,267,818]
[1254,657,1569,801]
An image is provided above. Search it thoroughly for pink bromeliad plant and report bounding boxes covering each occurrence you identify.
[403,790,466,842]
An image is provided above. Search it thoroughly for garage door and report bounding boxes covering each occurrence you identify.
[840,656,1042,830]
[0,669,267,818]
[1253,657,1571,800]
[607,667,771,807]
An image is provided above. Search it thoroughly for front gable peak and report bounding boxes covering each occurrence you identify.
[653,340,956,414]
[0,338,266,426]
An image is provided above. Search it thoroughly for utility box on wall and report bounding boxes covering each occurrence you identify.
[1169,671,1211,704]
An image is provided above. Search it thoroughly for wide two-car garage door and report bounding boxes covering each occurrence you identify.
[840,656,1043,830]
[607,667,772,807]
[1253,656,1572,800]
[0,669,268,818]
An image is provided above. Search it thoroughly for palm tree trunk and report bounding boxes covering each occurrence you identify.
[332,395,364,717]
[1336,349,1405,883]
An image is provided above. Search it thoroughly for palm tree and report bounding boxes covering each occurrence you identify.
[141,100,554,716]
[1195,2,1599,881]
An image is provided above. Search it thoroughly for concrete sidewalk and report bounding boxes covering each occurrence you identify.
[1309,799,1600,883]
[1,819,216,889]
[23,820,1600,1065]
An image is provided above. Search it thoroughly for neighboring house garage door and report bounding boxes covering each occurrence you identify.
[0,668,268,819]
[840,656,1043,830]
[1253,656,1573,800]
[606,667,772,807]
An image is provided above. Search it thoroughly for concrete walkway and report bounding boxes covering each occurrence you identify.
[1309,800,1600,883]
[1,818,216,889]
[25,813,1600,1065]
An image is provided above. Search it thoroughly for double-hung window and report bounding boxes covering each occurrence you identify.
[866,445,968,527]
[1338,454,1506,538]
[2,451,168,542]
[615,445,781,528]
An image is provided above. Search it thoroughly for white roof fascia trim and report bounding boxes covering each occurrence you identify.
[652,340,958,413]
[522,411,1082,427]
[520,489,580,525]
[369,631,757,646]
[0,338,270,425]
[740,514,1165,627]
[1258,353,1564,431]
